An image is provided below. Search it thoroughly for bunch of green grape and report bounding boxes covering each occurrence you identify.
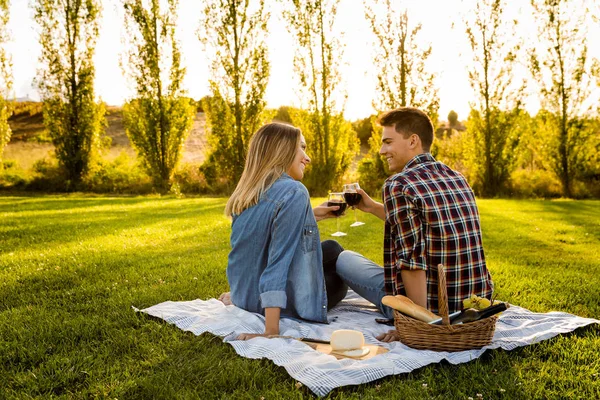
[462,295,491,310]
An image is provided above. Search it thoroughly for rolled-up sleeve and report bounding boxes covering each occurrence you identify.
[258,187,308,309]
[384,182,427,273]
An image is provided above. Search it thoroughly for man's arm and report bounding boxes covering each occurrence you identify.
[400,269,427,309]
[356,188,386,220]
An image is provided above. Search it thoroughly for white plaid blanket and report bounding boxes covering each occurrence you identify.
[135,291,598,397]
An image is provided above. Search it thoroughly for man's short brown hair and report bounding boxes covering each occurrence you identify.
[378,107,434,151]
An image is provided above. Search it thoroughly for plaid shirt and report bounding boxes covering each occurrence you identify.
[383,153,494,314]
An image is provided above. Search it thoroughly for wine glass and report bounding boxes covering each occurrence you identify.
[343,183,365,227]
[327,192,347,237]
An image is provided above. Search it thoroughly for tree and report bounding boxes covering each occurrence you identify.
[464,0,525,196]
[359,0,439,194]
[199,0,271,188]
[284,0,359,195]
[364,0,439,121]
[530,0,600,197]
[34,0,105,186]
[448,110,458,127]
[122,0,195,191]
[0,0,11,170]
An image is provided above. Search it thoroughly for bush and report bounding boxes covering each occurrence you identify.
[0,159,27,188]
[509,169,562,198]
[82,151,153,194]
[173,162,210,194]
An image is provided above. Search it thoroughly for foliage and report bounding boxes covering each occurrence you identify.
[0,0,11,170]
[121,0,195,192]
[430,128,469,176]
[10,101,43,118]
[529,0,600,197]
[284,0,359,195]
[33,0,106,185]
[352,115,375,146]
[447,110,459,127]
[463,0,525,197]
[463,107,522,196]
[199,0,271,189]
[357,118,388,196]
[0,196,599,398]
[288,107,357,194]
[272,105,293,124]
[364,0,439,123]
[82,151,153,194]
[359,0,439,193]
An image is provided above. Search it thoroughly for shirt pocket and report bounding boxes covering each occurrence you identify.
[301,224,318,253]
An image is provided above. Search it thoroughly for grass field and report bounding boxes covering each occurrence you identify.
[1,195,599,399]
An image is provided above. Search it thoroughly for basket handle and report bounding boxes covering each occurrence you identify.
[437,264,450,326]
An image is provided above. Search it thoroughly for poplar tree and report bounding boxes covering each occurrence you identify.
[463,0,525,196]
[359,0,438,194]
[284,0,358,195]
[34,0,105,185]
[199,0,270,187]
[530,0,600,197]
[0,0,11,169]
[122,0,195,192]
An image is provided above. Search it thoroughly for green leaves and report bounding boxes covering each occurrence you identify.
[200,0,271,189]
[0,0,12,169]
[33,0,105,185]
[122,0,195,192]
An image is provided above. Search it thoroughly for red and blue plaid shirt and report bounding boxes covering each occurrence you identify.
[383,153,494,314]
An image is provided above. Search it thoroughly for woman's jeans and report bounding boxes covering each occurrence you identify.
[321,240,348,309]
[335,250,395,319]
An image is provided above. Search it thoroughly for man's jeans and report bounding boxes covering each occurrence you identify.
[336,250,395,319]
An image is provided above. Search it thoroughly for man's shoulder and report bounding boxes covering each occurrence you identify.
[386,159,471,197]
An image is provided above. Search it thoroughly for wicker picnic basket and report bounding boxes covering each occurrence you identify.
[393,264,497,352]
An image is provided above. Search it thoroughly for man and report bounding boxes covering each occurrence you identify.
[336,107,494,342]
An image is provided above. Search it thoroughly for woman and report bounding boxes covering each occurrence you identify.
[220,122,348,340]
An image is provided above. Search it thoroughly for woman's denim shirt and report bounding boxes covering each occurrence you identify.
[227,174,328,323]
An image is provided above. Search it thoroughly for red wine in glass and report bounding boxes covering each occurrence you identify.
[328,192,347,236]
[343,183,365,227]
[343,192,362,207]
[327,200,348,216]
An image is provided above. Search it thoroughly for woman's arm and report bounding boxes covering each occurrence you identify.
[237,307,280,340]
[313,201,340,221]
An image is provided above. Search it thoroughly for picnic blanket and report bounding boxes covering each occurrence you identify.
[135,291,599,397]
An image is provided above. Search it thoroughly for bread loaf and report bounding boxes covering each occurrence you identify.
[330,329,365,351]
[381,295,439,323]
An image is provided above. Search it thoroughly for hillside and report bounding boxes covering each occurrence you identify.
[5,102,208,166]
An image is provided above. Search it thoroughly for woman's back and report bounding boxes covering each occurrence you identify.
[227,174,328,323]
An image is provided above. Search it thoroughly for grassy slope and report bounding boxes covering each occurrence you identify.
[0,196,598,399]
[3,104,208,169]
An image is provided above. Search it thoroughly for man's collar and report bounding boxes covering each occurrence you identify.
[403,153,436,171]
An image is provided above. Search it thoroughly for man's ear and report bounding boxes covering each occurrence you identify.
[409,134,420,149]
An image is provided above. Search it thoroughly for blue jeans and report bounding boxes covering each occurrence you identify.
[336,250,395,319]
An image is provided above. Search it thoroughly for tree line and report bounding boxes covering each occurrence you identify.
[0,0,598,198]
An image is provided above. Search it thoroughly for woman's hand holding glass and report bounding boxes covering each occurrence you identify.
[313,201,341,222]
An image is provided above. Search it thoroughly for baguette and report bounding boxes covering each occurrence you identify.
[382,295,439,323]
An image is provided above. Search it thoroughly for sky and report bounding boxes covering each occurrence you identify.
[5,0,600,121]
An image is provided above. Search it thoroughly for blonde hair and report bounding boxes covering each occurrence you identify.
[225,123,302,217]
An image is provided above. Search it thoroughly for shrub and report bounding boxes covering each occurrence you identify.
[173,162,210,194]
[82,151,153,194]
[509,169,562,198]
[0,159,27,188]
[26,157,70,192]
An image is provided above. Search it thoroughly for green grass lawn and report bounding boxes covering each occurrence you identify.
[1,195,599,399]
